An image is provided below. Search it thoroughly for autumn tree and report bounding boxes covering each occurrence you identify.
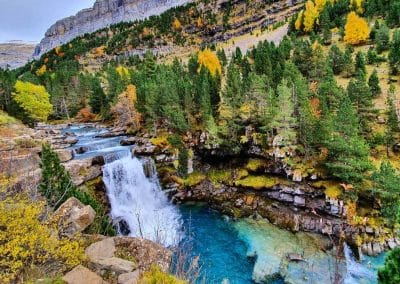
[12,80,53,124]
[303,0,319,32]
[197,48,222,77]
[344,12,369,45]
[111,84,142,131]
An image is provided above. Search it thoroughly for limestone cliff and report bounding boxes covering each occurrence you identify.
[34,0,194,57]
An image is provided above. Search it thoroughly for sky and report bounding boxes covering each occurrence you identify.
[0,0,95,43]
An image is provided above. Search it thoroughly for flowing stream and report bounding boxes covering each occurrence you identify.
[65,125,386,284]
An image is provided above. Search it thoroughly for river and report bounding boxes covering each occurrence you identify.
[64,124,386,284]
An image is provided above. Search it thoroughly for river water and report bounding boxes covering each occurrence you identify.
[65,125,386,284]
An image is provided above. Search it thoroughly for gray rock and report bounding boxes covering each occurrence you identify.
[294,196,305,207]
[63,265,108,284]
[53,197,96,237]
[35,0,195,56]
[89,257,137,275]
[280,193,294,203]
[118,271,140,284]
[372,243,382,255]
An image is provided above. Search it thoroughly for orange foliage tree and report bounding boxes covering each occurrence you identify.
[172,18,182,31]
[197,48,222,77]
[344,12,369,45]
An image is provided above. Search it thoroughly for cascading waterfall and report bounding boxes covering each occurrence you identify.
[103,155,182,247]
[343,243,376,284]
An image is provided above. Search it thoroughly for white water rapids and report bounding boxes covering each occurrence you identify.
[102,154,182,247]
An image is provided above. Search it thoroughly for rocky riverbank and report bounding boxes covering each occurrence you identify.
[119,129,400,258]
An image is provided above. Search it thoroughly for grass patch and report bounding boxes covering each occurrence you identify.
[235,175,278,190]
[0,111,17,126]
[312,180,343,199]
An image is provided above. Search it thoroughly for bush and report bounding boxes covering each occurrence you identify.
[140,265,186,284]
[0,195,85,283]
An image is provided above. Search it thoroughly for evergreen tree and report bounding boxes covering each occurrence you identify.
[371,161,400,224]
[324,96,372,184]
[39,144,77,208]
[389,30,400,75]
[387,0,400,27]
[271,79,296,146]
[385,85,399,157]
[368,69,381,96]
[375,21,390,54]
[355,51,367,79]
[343,46,355,77]
[378,247,400,284]
[89,76,108,115]
[320,8,332,45]
[329,45,346,75]
[347,76,374,135]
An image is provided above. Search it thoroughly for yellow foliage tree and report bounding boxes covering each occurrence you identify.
[315,0,327,12]
[197,48,222,77]
[12,81,53,122]
[35,65,47,76]
[0,194,84,283]
[344,12,369,45]
[295,10,304,30]
[172,18,182,31]
[111,84,141,130]
[303,0,319,32]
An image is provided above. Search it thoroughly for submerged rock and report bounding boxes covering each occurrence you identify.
[234,218,342,283]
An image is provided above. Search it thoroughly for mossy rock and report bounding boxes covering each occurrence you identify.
[208,169,232,186]
[245,159,267,173]
[184,172,206,187]
[235,175,278,190]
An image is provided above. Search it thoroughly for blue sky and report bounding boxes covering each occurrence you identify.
[0,0,95,43]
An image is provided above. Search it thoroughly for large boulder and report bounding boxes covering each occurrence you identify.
[55,149,73,162]
[63,265,108,284]
[64,157,103,186]
[53,197,96,237]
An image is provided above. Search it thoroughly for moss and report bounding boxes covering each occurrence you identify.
[208,169,232,186]
[235,175,278,190]
[184,172,206,187]
[115,247,137,263]
[237,168,249,180]
[245,159,266,172]
[150,136,169,148]
[312,181,343,199]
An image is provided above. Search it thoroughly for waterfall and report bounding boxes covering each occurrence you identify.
[343,243,376,284]
[103,155,182,247]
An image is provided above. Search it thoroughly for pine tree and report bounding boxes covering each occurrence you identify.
[347,76,374,134]
[320,8,332,45]
[89,76,108,114]
[271,79,297,146]
[375,21,390,53]
[355,51,367,78]
[368,69,381,96]
[378,247,400,284]
[385,85,399,157]
[389,30,400,75]
[324,96,372,184]
[371,161,400,224]
[343,46,355,77]
[329,44,346,75]
[39,144,77,208]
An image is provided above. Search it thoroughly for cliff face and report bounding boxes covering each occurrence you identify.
[34,0,194,57]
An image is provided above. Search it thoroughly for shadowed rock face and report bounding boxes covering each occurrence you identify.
[34,0,194,57]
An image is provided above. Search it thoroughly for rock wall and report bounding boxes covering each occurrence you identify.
[34,0,194,57]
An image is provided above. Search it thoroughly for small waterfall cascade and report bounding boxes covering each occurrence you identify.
[102,155,182,247]
[343,243,376,284]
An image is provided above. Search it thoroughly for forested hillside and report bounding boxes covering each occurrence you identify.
[1,0,400,282]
